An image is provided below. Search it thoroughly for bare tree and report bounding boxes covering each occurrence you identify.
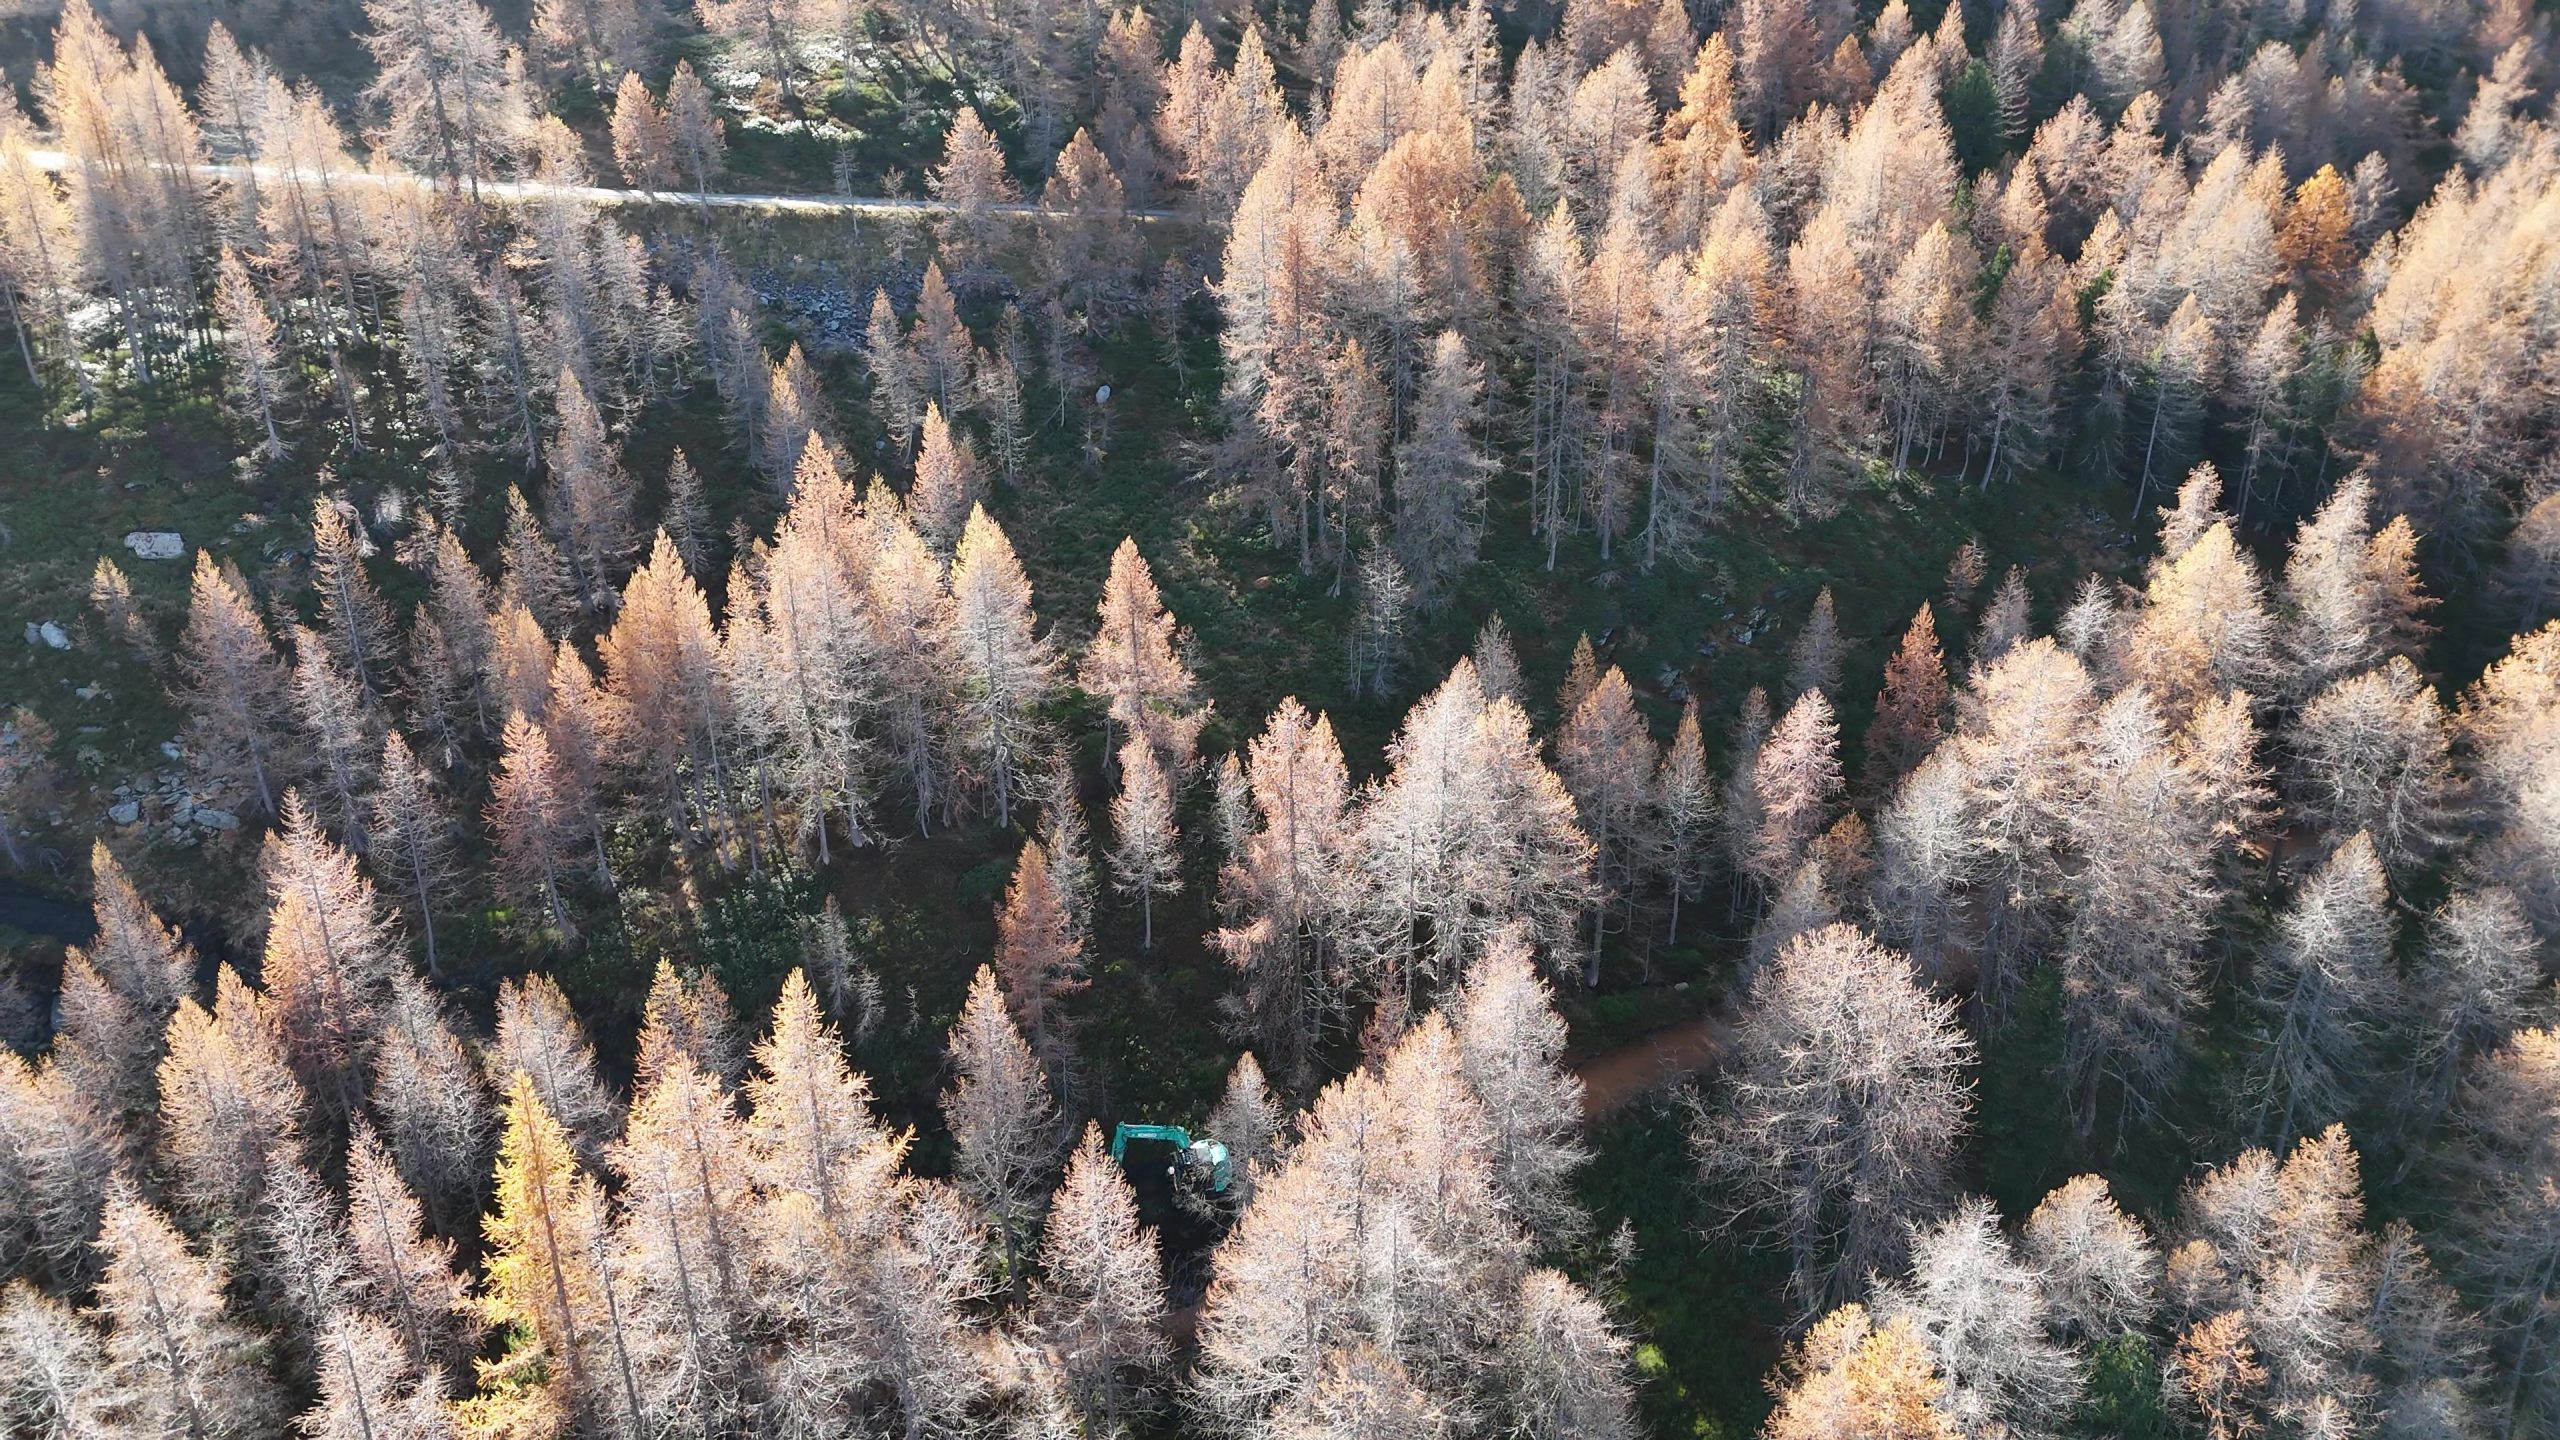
[741,968,898,1240]
[1453,925,1590,1240]
[1081,537,1206,773]
[1350,658,1595,991]
[943,965,1063,1290]
[1214,698,1355,1084]
[259,791,404,1125]
[2398,887,2542,1156]
[286,630,379,853]
[661,448,710,574]
[1036,1124,1167,1432]
[2059,686,2220,1135]
[1394,332,1495,601]
[1785,587,1845,703]
[0,1281,103,1435]
[156,966,305,1241]
[368,732,460,976]
[864,495,959,833]
[1556,667,1658,973]
[607,1046,759,1433]
[534,0,648,93]
[174,552,293,817]
[1877,1198,2083,1439]
[1972,567,2033,676]
[361,0,530,203]
[2244,832,2396,1145]
[2130,519,2281,721]
[1196,1013,1620,1432]
[1499,1268,1638,1440]
[84,1189,277,1438]
[51,844,191,1140]
[545,369,638,618]
[0,1049,116,1287]
[1345,542,1413,700]
[297,1308,452,1440]
[2287,657,2460,876]
[1207,1052,1284,1207]
[211,247,286,462]
[368,978,491,1238]
[1652,698,1720,947]
[2499,494,2560,629]
[489,973,616,1164]
[635,959,744,1090]
[1763,1304,1958,1440]
[2457,622,2560,940]
[2163,1126,2473,1435]
[1741,689,1844,899]
[909,403,984,551]
[2020,1175,2159,1343]
[948,506,1056,827]
[1108,737,1182,950]
[0,97,88,398]
[1692,923,1972,1317]
[728,476,879,862]
[489,710,582,938]
[665,62,728,202]
[2448,1026,2560,1427]
[2278,473,2434,699]
[1953,637,2095,1006]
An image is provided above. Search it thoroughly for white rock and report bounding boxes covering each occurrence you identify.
[37,622,69,650]
[108,800,140,825]
[124,531,184,560]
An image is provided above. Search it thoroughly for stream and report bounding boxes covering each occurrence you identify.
[0,876,94,947]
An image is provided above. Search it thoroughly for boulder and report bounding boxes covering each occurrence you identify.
[24,621,70,650]
[108,800,140,826]
[124,531,184,560]
[194,807,239,831]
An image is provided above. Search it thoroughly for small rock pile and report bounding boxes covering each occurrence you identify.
[754,270,866,355]
[103,746,240,847]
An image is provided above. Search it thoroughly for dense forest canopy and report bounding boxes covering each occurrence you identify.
[0,0,2557,1435]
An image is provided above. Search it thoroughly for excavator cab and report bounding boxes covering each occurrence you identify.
[1109,1122,1231,1228]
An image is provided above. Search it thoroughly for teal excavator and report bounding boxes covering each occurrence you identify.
[1109,1122,1231,1219]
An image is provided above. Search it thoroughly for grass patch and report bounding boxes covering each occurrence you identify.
[1582,1101,1784,1440]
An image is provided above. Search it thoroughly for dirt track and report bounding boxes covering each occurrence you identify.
[23,150,1183,221]
[1574,1010,1733,1119]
